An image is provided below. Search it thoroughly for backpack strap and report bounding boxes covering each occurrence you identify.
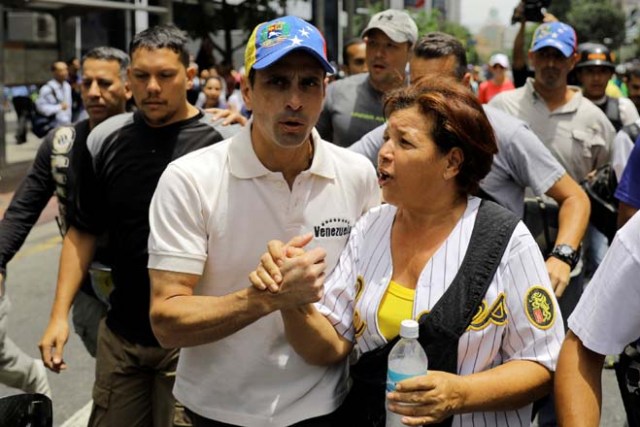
[44,82,61,104]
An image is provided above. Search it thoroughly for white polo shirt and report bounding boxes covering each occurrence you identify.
[569,211,640,355]
[148,123,379,426]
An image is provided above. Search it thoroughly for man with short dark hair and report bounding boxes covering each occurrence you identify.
[3,48,131,362]
[341,37,367,76]
[39,25,236,426]
[316,9,417,147]
[148,16,379,426]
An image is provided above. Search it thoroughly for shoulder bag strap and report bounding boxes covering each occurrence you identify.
[419,200,520,344]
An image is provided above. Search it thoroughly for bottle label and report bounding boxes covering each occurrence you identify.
[386,370,418,392]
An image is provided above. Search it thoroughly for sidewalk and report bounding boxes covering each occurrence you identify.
[0,109,57,222]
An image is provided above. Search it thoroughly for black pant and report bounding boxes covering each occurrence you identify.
[186,408,337,427]
[11,96,32,143]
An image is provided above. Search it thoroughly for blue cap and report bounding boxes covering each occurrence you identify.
[245,16,334,75]
[530,22,577,58]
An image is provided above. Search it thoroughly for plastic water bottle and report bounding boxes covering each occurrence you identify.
[385,319,429,427]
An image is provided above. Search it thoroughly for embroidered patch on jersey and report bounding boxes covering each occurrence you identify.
[354,276,366,337]
[524,286,555,330]
[52,127,75,154]
[468,293,508,331]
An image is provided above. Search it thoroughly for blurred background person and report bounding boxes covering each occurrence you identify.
[478,53,515,104]
[35,61,73,129]
[195,75,226,110]
[575,43,639,133]
[316,8,418,147]
[341,37,367,77]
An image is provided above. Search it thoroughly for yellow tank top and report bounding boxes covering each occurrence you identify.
[377,280,416,340]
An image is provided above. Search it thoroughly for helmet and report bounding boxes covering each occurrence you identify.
[576,43,615,69]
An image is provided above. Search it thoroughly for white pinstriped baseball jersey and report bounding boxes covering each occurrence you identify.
[317,197,565,426]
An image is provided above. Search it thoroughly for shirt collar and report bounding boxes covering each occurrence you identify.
[525,77,583,114]
[228,119,336,180]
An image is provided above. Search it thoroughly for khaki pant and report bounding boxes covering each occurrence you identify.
[89,319,179,427]
[71,290,108,357]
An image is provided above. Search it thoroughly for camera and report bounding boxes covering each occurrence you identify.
[511,0,552,24]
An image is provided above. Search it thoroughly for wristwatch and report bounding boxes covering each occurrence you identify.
[549,244,580,270]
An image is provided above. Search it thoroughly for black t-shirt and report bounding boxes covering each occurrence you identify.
[74,111,226,346]
[0,120,114,296]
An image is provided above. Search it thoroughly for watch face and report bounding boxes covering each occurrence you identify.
[558,245,573,256]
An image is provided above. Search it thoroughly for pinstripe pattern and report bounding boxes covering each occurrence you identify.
[317,197,564,426]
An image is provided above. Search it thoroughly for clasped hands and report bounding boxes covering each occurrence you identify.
[249,233,327,310]
[248,235,467,425]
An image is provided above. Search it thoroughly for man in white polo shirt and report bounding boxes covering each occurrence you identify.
[147,16,379,427]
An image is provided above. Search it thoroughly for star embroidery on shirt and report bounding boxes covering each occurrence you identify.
[299,28,311,38]
[289,35,303,47]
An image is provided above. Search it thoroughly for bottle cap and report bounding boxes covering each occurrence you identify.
[399,319,419,339]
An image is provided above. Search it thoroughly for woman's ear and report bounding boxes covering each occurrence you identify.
[444,147,464,180]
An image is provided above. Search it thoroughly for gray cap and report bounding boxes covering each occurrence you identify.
[361,9,418,45]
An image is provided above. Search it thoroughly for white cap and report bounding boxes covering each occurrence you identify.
[361,9,418,45]
[489,53,510,69]
[399,319,419,339]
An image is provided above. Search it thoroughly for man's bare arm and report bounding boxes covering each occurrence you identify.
[39,226,97,372]
[555,331,604,427]
[544,174,590,296]
[149,248,326,349]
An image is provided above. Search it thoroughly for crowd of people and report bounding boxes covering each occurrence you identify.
[0,2,638,427]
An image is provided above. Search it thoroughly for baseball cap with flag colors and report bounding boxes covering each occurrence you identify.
[245,16,334,75]
[530,22,577,58]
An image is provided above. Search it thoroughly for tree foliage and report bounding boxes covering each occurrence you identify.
[409,9,478,65]
[547,0,572,22]
[174,0,282,66]
[567,0,626,49]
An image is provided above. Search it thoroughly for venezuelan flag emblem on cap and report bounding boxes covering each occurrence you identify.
[245,16,334,75]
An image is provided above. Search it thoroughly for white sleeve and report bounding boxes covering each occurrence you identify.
[620,97,640,126]
[611,130,635,180]
[148,163,209,275]
[569,216,640,355]
[505,124,565,196]
[315,218,365,342]
[501,223,565,371]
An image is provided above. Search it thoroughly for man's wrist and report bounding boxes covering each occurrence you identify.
[548,244,580,270]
